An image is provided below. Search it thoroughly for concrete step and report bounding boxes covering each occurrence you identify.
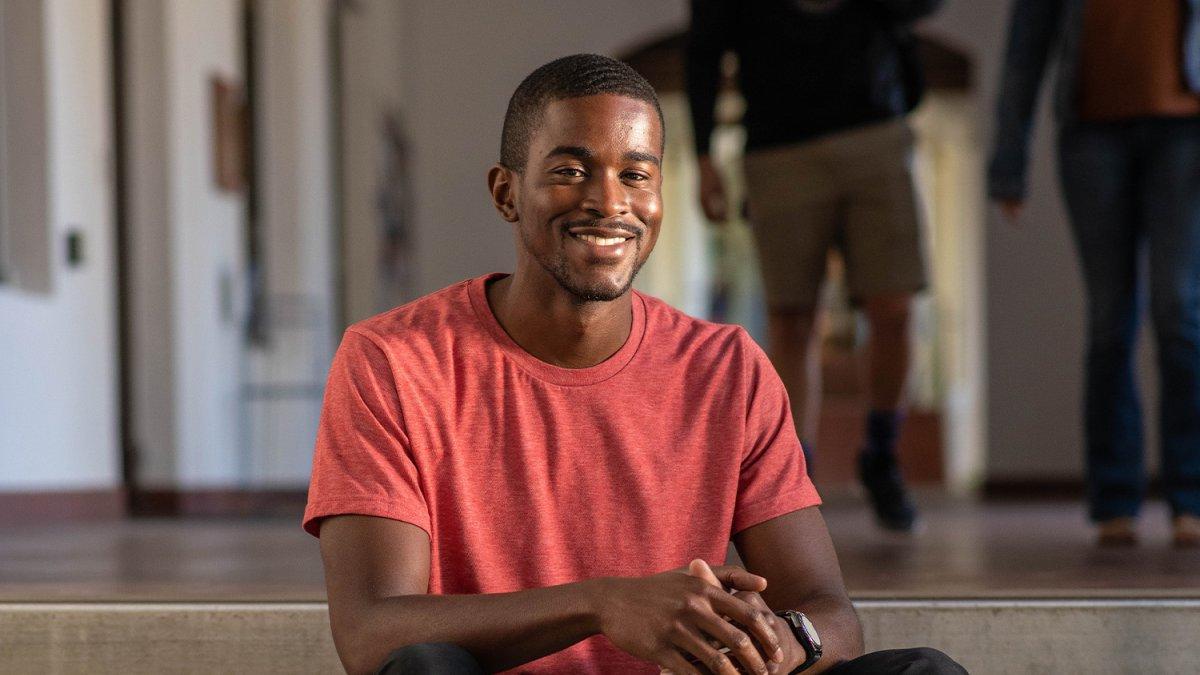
[2,600,1199,674]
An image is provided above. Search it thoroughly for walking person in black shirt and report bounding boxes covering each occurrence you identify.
[686,0,942,532]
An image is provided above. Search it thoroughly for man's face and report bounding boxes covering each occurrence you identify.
[506,94,663,302]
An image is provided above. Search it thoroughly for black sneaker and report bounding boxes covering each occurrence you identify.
[858,451,918,532]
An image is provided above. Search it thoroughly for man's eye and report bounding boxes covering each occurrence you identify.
[557,168,586,178]
[623,172,650,182]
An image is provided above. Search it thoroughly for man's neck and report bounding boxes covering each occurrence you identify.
[485,272,633,369]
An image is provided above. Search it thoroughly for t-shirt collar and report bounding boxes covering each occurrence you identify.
[467,272,646,386]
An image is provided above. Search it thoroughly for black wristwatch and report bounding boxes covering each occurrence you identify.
[775,610,822,673]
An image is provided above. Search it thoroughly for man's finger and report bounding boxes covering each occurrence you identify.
[709,565,768,592]
[732,591,787,666]
[692,609,770,675]
[733,589,772,612]
[657,648,704,675]
[675,626,743,675]
[708,588,782,664]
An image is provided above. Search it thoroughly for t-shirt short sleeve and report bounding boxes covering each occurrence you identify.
[731,331,822,535]
[302,328,431,538]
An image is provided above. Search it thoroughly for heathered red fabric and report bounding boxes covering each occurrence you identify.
[304,273,819,674]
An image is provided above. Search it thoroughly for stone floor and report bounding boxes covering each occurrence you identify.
[1,498,1198,601]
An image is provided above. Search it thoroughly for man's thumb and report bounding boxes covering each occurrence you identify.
[710,564,769,592]
[688,558,724,588]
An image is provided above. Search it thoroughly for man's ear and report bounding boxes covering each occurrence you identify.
[488,164,520,223]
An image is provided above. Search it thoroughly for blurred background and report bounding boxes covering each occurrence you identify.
[1,0,1099,512]
[2,1,1198,672]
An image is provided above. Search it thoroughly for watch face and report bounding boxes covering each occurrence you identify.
[799,613,822,649]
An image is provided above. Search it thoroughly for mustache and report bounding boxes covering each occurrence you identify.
[562,218,644,237]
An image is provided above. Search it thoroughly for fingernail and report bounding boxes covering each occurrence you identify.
[773,647,784,662]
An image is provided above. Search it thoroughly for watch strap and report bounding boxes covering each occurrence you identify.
[775,610,821,674]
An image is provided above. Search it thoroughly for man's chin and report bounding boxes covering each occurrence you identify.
[558,273,634,303]
[565,282,629,303]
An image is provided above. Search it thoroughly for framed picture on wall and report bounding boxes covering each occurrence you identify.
[211,75,247,193]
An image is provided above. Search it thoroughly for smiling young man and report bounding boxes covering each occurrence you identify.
[305,54,965,675]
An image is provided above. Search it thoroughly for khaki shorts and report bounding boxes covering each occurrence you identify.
[742,118,928,310]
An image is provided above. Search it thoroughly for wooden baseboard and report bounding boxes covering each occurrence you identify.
[130,489,308,518]
[0,488,309,523]
[983,479,1171,501]
[982,479,1085,500]
[0,489,127,524]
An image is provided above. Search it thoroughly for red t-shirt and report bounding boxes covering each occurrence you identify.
[304,273,819,674]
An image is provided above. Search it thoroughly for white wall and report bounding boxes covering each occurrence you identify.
[125,0,339,490]
[242,0,337,486]
[124,0,248,489]
[339,0,409,323]
[0,0,119,490]
[166,0,247,488]
[125,0,176,487]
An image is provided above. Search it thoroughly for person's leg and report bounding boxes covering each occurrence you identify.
[375,643,485,675]
[857,293,918,530]
[1058,123,1145,529]
[1141,119,1200,538]
[862,294,914,413]
[838,119,927,531]
[743,141,840,472]
[768,306,823,465]
[824,647,968,674]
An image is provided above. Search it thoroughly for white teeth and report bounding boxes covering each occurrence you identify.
[576,234,627,246]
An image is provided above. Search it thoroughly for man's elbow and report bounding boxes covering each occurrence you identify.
[829,595,866,658]
[330,610,406,675]
[341,653,382,675]
[805,590,865,658]
[332,630,382,675]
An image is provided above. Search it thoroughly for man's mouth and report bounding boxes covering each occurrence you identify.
[571,232,632,246]
[565,220,640,248]
[563,221,639,260]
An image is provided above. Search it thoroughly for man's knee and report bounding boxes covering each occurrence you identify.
[375,643,484,675]
[768,306,820,342]
[863,294,913,333]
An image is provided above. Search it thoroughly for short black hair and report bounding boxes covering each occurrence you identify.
[499,53,664,171]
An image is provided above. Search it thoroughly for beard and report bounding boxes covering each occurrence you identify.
[521,228,645,303]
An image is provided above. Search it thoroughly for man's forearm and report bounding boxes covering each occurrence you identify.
[337,578,605,675]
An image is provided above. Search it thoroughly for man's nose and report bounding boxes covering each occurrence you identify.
[581,172,630,218]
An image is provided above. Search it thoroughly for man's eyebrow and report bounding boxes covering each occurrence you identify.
[624,150,661,167]
[543,146,661,167]
[545,145,594,160]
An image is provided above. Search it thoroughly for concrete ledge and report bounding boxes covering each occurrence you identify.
[0,603,340,674]
[857,599,1200,675]
[2,600,1199,674]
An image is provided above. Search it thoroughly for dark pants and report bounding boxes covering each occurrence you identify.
[1058,118,1200,521]
[376,643,967,674]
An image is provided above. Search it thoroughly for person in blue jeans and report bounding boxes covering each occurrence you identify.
[990,0,1200,546]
